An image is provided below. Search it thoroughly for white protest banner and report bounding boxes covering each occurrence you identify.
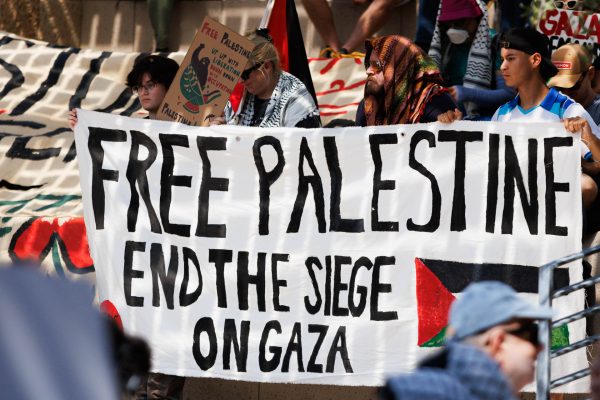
[75,110,586,389]
[538,9,600,57]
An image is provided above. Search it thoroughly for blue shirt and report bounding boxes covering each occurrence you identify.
[383,343,518,400]
[493,88,600,159]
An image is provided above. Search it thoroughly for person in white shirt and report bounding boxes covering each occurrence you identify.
[438,27,600,211]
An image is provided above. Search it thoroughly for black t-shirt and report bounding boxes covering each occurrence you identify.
[250,97,270,126]
[249,97,321,128]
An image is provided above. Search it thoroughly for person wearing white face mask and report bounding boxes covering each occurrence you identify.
[428,0,515,120]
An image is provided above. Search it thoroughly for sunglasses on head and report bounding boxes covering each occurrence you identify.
[554,0,579,9]
[241,62,264,80]
[505,323,539,346]
[365,59,383,73]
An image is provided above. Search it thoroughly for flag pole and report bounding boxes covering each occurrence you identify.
[259,0,275,28]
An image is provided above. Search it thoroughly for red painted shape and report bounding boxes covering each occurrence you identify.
[415,258,456,346]
[11,217,93,271]
[318,102,360,109]
[317,79,367,96]
[320,111,348,117]
[319,58,343,74]
[56,218,93,269]
[13,218,54,260]
[100,300,123,330]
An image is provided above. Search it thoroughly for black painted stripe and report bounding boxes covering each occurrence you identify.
[0,180,44,191]
[43,127,71,137]
[0,120,45,129]
[69,51,112,110]
[95,88,137,114]
[0,36,35,48]
[120,97,142,116]
[10,48,80,116]
[6,137,61,160]
[420,258,570,294]
[0,58,24,98]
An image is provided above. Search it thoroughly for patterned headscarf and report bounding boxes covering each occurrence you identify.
[364,36,447,125]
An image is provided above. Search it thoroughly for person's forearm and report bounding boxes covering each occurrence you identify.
[457,72,515,109]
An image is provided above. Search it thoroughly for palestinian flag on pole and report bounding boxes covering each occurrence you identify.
[229,0,318,112]
[415,258,571,349]
[266,0,318,105]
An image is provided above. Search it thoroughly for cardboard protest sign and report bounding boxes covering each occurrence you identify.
[74,110,587,390]
[157,17,254,126]
[538,9,600,57]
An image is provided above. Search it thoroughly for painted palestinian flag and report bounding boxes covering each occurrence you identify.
[415,258,571,349]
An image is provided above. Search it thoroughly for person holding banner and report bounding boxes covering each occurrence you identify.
[212,29,321,128]
[69,55,180,127]
[68,54,187,400]
[355,35,456,126]
[438,28,600,212]
[548,43,600,233]
[382,281,552,400]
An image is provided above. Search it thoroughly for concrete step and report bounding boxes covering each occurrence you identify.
[0,0,417,55]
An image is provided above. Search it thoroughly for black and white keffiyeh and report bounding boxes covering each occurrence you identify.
[428,0,492,101]
[225,71,319,127]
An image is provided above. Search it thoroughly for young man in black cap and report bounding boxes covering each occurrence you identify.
[438,27,600,211]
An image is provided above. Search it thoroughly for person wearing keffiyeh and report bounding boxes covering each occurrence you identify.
[213,29,321,128]
[428,0,515,119]
[355,35,456,126]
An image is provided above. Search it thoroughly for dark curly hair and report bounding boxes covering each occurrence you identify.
[126,55,179,89]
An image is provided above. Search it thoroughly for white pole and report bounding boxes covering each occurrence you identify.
[259,0,276,29]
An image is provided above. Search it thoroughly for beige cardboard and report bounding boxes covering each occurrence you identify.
[157,17,254,126]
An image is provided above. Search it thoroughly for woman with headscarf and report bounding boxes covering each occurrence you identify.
[212,29,321,128]
[355,35,456,126]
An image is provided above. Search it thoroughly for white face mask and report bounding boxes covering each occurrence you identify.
[446,28,470,44]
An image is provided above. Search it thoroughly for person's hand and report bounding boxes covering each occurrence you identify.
[68,108,78,130]
[208,116,226,126]
[563,117,590,134]
[437,108,463,123]
[564,116,596,146]
[565,117,600,163]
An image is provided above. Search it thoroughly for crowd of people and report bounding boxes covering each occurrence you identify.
[63,0,600,398]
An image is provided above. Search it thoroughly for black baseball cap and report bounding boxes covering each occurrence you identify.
[499,28,558,81]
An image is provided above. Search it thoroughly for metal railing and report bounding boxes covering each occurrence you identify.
[537,243,600,399]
